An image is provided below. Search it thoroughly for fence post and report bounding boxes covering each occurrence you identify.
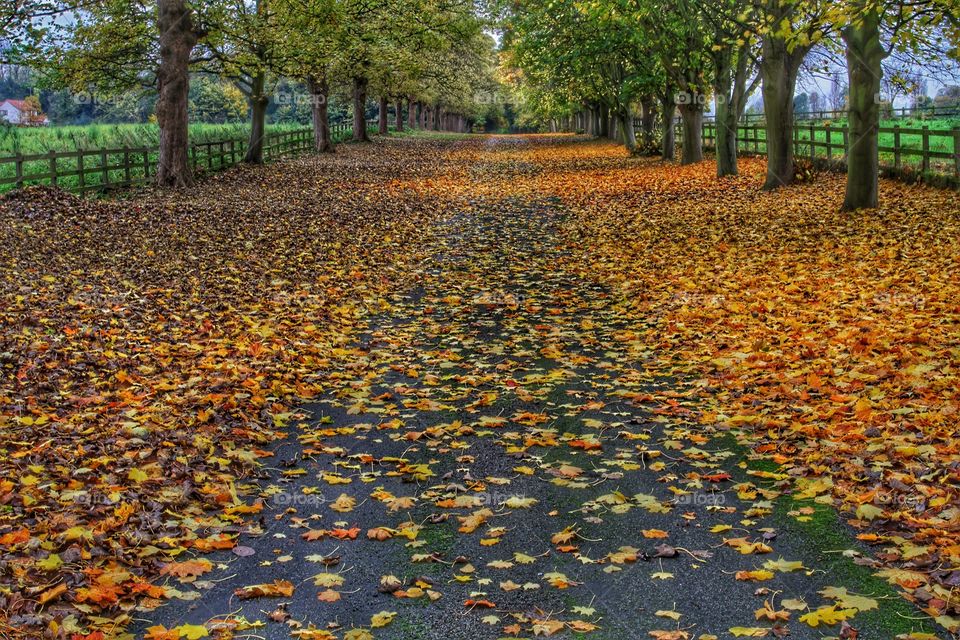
[922,126,930,173]
[101,149,109,190]
[48,150,57,188]
[809,123,815,161]
[143,148,151,182]
[893,125,901,171]
[825,124,832,162]
[123,145,131,186]
[14,154,23,189]
[842,127,849,161]
[953,127,960,178]
[77,151,85,193]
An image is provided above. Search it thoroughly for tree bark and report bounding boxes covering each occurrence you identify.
[156,0,199,187]
[712,47,758,177]
[619,109,637,152]
[408,97,416,129]
[760,56,796,188]
[307,74,333,153]
[395,98,404,131]
[760,22,809,190]
[434,106,441,130]
[599,103,610,138]
[842,3,884,210]
[715,95,738,176]
[660,93,676,160]
[244,72,269,164]
[352,76,370,142]
[378,94,389,135]
[678,102,704,164]
[640,96,656,148]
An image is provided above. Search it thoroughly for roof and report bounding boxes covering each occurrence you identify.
[0,99,31,111]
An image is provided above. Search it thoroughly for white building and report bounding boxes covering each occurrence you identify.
[0,99,49,126]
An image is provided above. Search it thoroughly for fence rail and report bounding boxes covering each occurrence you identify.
[699,121,960,178]
[628,117,960,182]
[708,105,960,125]
[0,121,363,195]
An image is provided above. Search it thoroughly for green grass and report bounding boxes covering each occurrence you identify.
[724,433,945,638]
[0,121,310,156]
[706,116,959,175]
[390,128,474,141]
[0,122,322,195]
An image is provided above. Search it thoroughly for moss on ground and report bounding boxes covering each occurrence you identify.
[712,431,943,637]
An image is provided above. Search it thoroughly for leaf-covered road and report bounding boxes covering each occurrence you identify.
[2,135,958,640]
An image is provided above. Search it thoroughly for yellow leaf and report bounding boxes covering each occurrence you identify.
[371,611,397,628]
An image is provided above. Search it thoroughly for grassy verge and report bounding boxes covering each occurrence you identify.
[719,432,945,638]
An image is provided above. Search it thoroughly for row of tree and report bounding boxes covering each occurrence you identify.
[500,0,960,209]
[2,0,498,186]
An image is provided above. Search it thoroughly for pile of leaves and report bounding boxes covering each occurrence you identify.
[2,134,958,640]
[504,142,960,628]
[0,139,472,637]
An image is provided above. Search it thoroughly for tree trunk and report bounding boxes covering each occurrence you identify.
[842,3,884,210]
[434,106,441,130]
[156,0,199,187]
[599,103,610,138]
[660,94,676,160]
[408,97,416,129]
[640,96,656,147]
[712,47,757,177]
[244,72,269,164]
[307,75,333,153]
[352,76,370,142]
[378,94,389,135]
[760,41,804,189]
[395,98,404,131]
[714,94,738,177]
[619,110,637,152]
[678,102,704,164]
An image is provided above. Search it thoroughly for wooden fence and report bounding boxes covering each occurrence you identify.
[0,121,361,195]
[719,105,960,125]
[697,121,960,179]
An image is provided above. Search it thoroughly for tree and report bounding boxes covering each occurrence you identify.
[632,0,713,163]
[756,0,831,190]
[839,0,958,210]
[840,0,884,209]
[202,0,286,163]
[33,0,207,186]
[156,0,203,186]
[934,84,960,108]
[702,0,761,175]
[274,0,339,152]
[189,75,247,123]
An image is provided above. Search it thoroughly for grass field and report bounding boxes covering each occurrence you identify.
[0,122,310,156]
[704,116,959,176]
[0,121,375,194]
